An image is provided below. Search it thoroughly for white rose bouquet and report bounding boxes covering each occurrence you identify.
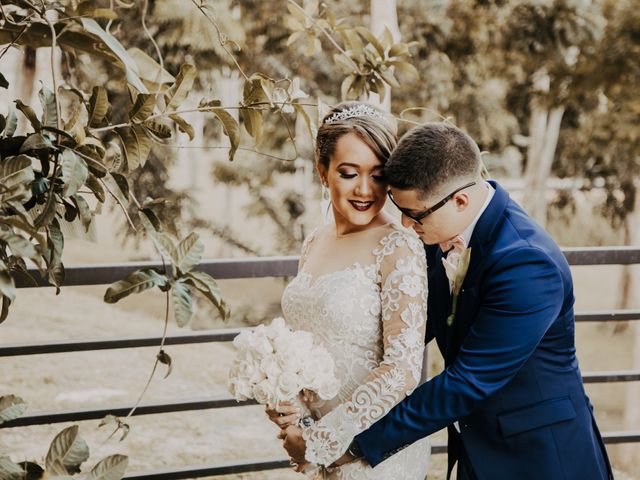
[228,317,340,411]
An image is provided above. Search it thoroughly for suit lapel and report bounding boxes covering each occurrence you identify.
[435,181,511,363]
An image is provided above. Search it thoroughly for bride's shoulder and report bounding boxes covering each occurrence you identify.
[375,222,425,257]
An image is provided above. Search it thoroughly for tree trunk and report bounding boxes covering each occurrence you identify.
[522,103,565,227]
[216,71,242,257]
[368,0,399,113]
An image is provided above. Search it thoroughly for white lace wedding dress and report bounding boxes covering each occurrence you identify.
[281,222,431,479]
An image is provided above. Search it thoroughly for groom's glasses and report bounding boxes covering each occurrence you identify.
[387,181,476,225]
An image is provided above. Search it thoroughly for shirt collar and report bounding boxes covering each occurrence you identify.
[460,181,494,246]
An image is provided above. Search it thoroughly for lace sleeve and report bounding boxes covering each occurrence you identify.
[302,230,428,466]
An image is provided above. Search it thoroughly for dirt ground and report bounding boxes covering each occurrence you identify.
[1,202,639,479]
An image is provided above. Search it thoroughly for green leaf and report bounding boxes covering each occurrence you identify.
[378,67,400,88]
[3,108,18,137]
[104,269,168,303]
[85,454,128,480]
[143,120,172,140]
[110,172,129,200]
[0,295,11,324]
[156,349,173,378]
[88,87,110,128]
[0,154,35,203]
[71,195,93,233]
[85,173,105,203]
[34,192,58,229]
[340,74,356,100]
[175,232,203,273]
[16,461,44,480]
[390,60,419,80]
[0,456,24,479]
[77,3,118,20]
[171,281,193,328]
[150,231,177,265]
[47,220,65,289]
[45,425,90,474]
[14,100,41,131]
[293,104,314,139]
[240,107,263,144]
[19,133,53,152]
[117,125,151,170]
[0,268,15,302]
[0,395,27,424]
[169,114,195,141]
[60,149,88,197]
[182,271,229,320]
[211,108,240,161]
[355,26,385,57]
[164,64,197,111]
[38,84,58,129]
[0,229,38,259]
[0,72,8,89]
[388,43,409,58]
[129,93,156,122]
[80,18,147,93]
[127,48,175,91]
[75,145,108,178]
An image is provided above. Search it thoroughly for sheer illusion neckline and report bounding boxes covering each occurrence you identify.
[333,221,393,238]
[298,262,374,289]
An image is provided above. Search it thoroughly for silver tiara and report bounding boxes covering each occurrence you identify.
[324,105,384,124]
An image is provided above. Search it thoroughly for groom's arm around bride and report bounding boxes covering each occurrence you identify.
[353,123,613,480]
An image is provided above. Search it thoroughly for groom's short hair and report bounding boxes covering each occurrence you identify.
[385,123,481,198]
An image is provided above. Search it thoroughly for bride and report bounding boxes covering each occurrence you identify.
[267,102,431,479]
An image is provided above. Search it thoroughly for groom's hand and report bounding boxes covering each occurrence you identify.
[278,425,308,472]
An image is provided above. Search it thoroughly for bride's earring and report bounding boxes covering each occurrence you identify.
[321,181,333,224]
[322,183,330,201]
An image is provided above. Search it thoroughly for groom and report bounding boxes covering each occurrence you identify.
[350,123,613,479]
[282,123,613,479]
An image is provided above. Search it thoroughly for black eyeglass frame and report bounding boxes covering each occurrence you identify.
[387,181,477,225]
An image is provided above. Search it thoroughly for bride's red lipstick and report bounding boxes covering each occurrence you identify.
[349,200,374,211]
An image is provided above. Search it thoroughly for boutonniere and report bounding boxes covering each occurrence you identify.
[442,239,472,326]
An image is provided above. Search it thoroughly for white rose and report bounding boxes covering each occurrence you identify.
[261,354,283,379]
[299,355,322,390]
[252,378,275,406]
[228,378,252,401]
[275,371,300,402]
[276,350,300,373]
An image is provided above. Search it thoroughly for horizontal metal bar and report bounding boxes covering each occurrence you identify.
[121,444,447,480]
[123,458,292,480]
[123,434,640,479]
[563,246,640,265]
[602,431,640,444]
[0,329,245,357]
[5,365,640,428]
[583,371,640,383]
[15,256,299,288]
[575,310,640,322]
[13,247,640,289]
[0,396,257,429]
[3,309,640,358]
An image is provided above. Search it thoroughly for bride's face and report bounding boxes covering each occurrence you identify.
[319,133,388,232]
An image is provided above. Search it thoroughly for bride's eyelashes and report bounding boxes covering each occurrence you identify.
[337,171,386,182]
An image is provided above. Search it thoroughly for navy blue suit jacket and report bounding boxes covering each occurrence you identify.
[355,181,612,479]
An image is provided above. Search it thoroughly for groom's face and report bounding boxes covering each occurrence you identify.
[389,187,468,245]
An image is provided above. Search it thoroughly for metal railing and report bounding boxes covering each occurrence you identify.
[2,246,640,479]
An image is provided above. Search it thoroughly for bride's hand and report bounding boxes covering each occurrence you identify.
[265,402,300,429]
